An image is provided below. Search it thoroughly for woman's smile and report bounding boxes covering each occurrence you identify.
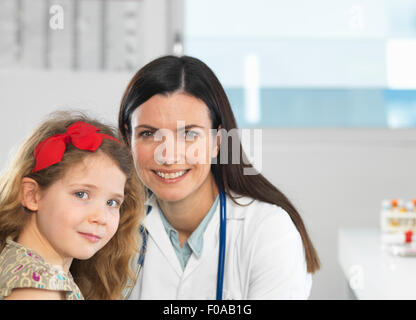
[130,92,219,202]
[151,168,191,184]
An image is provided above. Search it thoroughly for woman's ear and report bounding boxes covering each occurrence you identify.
[124,124,131,146]
[212,125,222,158]
[21,177,40,212]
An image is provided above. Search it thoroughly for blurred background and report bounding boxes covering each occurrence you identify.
[1,0,416,299]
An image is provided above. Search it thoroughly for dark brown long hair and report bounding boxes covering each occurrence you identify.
[118,55,320,273]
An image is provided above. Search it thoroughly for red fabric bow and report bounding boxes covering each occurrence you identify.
[405,230,413,243]
[32,121,121,173]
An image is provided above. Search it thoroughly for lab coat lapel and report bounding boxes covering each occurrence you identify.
[182,201,220,280]
[143,202,183,277]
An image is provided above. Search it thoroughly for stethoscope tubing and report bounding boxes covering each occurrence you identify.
[126,190,227,300]
[216,190,227,300]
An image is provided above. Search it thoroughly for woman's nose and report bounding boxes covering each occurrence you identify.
[154,130,185,165]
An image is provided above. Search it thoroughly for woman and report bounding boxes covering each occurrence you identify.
[119,55,320,299]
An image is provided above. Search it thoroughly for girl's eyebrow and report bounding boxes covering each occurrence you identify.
[69,183,98,190]
[68,183,124,200]
[110,193,125,201]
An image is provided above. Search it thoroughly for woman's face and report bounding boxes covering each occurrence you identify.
[130,92,220,202]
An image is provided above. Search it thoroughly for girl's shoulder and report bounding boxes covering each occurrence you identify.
[0,239,83,300]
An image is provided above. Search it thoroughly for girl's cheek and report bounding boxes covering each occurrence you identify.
[111,215,121,237]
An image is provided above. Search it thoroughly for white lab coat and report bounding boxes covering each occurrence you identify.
[127,193,312,300]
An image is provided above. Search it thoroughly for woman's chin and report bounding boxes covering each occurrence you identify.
[152,189,189,203]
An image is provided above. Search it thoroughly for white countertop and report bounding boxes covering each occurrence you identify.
[338,227,416,299]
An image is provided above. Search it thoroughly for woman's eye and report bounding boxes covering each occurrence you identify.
[139,131,154,138]
[74,191,89,200]
[107,199,120,208]
[185,130,199,140]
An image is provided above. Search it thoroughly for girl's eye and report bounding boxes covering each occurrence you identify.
[107,199,120,208]
[74,191,89,200]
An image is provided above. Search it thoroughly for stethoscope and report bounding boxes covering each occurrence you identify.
[125,190,227,300]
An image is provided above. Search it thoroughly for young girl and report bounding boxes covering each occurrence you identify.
[0,111,144,300]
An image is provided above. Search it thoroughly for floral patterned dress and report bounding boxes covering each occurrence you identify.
[0,238,83,300]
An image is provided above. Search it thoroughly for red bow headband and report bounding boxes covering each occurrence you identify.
[32,121,121,173]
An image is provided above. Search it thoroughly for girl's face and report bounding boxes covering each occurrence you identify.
[33,153,126,260]
[130,92,220,202]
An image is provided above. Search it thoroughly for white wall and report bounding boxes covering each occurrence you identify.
[0,0,182,70]
[1,70,415,299]
[0,69,133,170]
[261,128,416,299]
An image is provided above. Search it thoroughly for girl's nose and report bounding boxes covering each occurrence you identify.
[88,204,108,225]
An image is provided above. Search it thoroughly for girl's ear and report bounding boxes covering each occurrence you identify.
[21,177,40,212]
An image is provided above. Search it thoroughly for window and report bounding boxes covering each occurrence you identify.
[184,0,416,128]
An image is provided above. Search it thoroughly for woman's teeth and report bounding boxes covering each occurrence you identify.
[155,170,188,179]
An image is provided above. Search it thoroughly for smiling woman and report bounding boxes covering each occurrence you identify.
[130,92,218,205]
[119,55,320,300]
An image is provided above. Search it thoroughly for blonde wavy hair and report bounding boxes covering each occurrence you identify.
[0,111,144,299]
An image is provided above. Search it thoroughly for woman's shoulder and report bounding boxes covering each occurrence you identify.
[0,239,83,300]
[226,193,298,238]
[226,192,293,221]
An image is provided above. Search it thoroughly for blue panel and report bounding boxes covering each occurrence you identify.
[384,90,416,128]
[225,88,392,127]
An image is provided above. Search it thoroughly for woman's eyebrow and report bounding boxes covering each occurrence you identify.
[135,124,205,131]
[182,124,205,130]
[134,124,159,131]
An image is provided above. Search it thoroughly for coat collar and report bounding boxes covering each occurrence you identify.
[142,193,222,278]
[143,193,183,276]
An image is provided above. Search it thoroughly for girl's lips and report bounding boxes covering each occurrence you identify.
[151,169,190,184]
[78,232,101,243]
